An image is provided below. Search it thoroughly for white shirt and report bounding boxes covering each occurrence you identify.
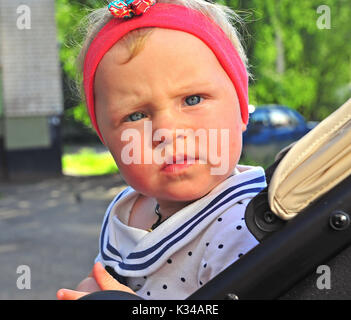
[95,165,266,299]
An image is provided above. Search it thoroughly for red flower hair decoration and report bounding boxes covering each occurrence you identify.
[108,0,157,19]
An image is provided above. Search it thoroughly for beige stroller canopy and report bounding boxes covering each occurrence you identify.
[269,98,351,220]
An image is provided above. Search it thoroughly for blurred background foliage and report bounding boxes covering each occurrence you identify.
[220,0,351,120]
[56,0,351,136]
[56,0,103,131]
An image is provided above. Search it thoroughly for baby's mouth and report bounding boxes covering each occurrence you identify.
[161,154,199,173]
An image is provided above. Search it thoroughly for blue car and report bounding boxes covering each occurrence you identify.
[242,105,316,165]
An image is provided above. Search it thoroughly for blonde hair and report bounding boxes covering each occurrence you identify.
[76,0,249,102]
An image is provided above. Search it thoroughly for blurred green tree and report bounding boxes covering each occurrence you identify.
[56,0,105,128]
[221,0,351,120]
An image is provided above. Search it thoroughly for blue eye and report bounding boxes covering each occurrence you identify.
[126,112,146,122]
[185,95,203,106]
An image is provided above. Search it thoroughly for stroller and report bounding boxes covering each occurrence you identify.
[83,98,351,300]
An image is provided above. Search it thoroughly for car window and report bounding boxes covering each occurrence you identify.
[285,109,303,126]
[269,109,293,127]
[250,109,270,126]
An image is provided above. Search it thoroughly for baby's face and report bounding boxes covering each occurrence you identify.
[94,28,246,203]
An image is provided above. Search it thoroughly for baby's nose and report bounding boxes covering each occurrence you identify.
[151,110,185,137]
[151,125,186,149]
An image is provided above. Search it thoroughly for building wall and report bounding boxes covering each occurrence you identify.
[0,0,63,180]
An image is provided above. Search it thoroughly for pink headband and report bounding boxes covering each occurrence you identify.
[84,2,249,142]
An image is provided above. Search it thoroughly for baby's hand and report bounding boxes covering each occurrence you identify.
[57,262,136,300]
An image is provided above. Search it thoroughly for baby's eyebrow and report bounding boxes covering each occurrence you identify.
[175,80,215,92]
[116,80,215,109]
[116,96,146,111]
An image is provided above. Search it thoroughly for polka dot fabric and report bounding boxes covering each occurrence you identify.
[198,199,258,287]
[95,165,266,299]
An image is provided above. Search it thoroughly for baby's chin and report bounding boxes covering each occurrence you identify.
[137,176,226,203]
[160,189,211,203]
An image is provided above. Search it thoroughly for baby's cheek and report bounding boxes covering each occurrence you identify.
[210,126,240,157]
[219,127,243,171]
[229,126,244,157]
[118,163,154,193]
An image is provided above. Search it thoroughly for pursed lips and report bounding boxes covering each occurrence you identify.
[161,154,198,172]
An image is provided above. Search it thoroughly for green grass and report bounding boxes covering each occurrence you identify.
[62,147,118,176]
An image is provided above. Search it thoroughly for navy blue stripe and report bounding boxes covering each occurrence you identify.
[107,242,122,258]
[119,187,264,270]
[100,210,117,262]
[127,175,265,260]
[100,188,129,262]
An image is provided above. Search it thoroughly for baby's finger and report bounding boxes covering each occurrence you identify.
[93,262,136,294]
[93,262,119,290]
[57,288,89,300]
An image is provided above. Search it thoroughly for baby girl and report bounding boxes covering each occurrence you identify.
[57,0,266,300]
